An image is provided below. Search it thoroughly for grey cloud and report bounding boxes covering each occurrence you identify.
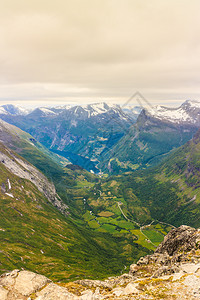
[0,0,200,104]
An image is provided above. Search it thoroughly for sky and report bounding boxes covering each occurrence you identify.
[0,0,200,108]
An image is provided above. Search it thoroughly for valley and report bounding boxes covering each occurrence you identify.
[0,100,200,287]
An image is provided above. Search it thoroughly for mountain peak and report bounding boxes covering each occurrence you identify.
[29,107,57,117]
[181,99,200,109]
[144,100,200,125]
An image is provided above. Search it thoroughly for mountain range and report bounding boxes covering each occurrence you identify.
[0,102,136,172]
[1,99,200,289]
[101,100,200,173]
[1,100,200,174]
[0,100,200,173]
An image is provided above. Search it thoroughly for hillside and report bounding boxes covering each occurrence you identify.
[98,128,200,229]
[1,141,138,281]
[1,109,200,284]
[0,119,167,281]
[0,103,136,172]
[1,225,200,299]
[101,100,200,173]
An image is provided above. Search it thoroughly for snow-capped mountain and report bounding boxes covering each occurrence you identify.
[101,100,200,173]
[0,102,137,171]
[0,102,141,122]
[0,106,9,115]
[0,104,31,116]
[80,102,121,117]
[64,102,131,121]
[26,102,133,122]
[28,107,58,117]
[145,100,200,125]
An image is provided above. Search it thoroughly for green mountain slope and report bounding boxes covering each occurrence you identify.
[0,141,151,282]
[99,129,200,228]
[100,110,197,173]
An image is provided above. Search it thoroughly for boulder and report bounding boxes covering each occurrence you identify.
[0,286,8,300]
[155,225,200,256]
[80,290,94,300]
[35,282,79,300]
[14,270,51,296]
[124,282,139,295]
[129,263,138,274]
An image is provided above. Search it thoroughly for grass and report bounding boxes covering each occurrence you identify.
[142,229,164,245]
[98,211,114,217]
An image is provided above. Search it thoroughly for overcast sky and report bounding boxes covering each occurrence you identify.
[0,0,200,107]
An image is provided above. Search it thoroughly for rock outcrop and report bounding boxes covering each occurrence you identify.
[0,143,69,215]
[1,225,200,299]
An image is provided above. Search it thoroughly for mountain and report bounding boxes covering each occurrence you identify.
[0,104,31,116]
[0,118,71,175]
[101,100,200,173]
[0,129,137,282]
[99,127,200,229]
[27,107,57,117]
[1,118,170,281]
[1,225,200,299]
[0,141,68,215]
[146,100,200,125]
[3,100,200,175]
[0,102,136,172]
[1,100,200,287]
[0,141,106,281]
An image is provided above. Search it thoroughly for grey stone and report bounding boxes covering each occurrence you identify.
[14,270,51,296]
[124,282,139,295]
[129,263,138,274]
[0,286,8,300]
[80,290,94,300]
[35,282,78,300]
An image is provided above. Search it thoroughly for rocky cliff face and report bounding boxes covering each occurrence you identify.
[0,142,69,215]
[1,225,200,299]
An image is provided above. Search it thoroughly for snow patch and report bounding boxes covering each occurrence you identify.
[0,107,9,115]
[5,192,14,198]
[39,108,57,115]
[146,100,200,124]
[7,179,11,190]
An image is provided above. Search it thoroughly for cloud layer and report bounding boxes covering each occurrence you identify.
[0,0,200,106]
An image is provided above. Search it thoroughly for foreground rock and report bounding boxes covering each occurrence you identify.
[1,225,200,299]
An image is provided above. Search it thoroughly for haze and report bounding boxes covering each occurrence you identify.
[0,0,200,107]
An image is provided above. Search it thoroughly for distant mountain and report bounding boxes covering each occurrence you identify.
[100,100,200,173]
[145,100,200,125]
[0,104,31,115]
[28,107,57,117]
[0,102,137,172]
[4,100,199,175]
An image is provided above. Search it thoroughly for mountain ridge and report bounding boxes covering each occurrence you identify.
[100,99,200,173]
[145,99,200,125]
